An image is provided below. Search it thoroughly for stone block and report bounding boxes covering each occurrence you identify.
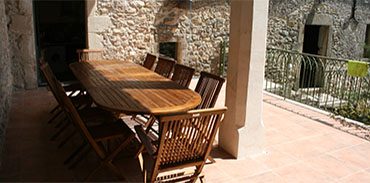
[306,14,333,26]
[88,33,104,49]
[130,0,145,8]
[19,0,33,15]
[86,0,98,16]
[9,15,32,35]
[88,16,112,33]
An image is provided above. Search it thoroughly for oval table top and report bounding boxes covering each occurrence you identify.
[70,60,201,115]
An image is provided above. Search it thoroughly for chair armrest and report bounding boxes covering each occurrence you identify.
[134,125,156,156]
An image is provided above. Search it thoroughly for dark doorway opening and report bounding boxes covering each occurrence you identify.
[33,0,86,84]
[303,25,320,54]
[364,25,370,58]
[299,25,328,88]
[159,42,177,60]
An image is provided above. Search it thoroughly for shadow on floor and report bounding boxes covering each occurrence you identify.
[0,89,232,182]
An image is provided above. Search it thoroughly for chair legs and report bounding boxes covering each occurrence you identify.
[58,130,77,148]
[54,116,68,128]
[199,175,205,183]
[50,105,59,114]
[144,116,156,129]
[64,141,87,165]
[85,161,125,181]
[85,135,134,181]
[68,146,92,170]
[50,120,71,141]
[135,116,156,158]
[47,108,63,124]
[206,156,216,164]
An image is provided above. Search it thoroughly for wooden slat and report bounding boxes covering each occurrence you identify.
[140,107,227,182]
[70,60,201,115]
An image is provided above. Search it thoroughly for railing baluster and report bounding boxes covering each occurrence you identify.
[265,47,370,125]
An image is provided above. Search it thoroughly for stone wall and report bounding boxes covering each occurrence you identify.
[88,0,230,74]
[0,0,12,166]
[177,1,230,73]
[267,0,370,59]
[0,0,368,91]
[5,0,37,89]
[88,0,370,73]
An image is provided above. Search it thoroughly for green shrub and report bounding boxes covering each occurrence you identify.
[334,100,370,125]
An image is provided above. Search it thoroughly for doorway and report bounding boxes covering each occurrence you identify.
[364,25,370,58]
[299,25,329,88]
[302,25,329,55]
[33,0,86,84]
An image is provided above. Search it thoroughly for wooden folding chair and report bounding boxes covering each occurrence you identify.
[77,49,103,62]
[171,64,195,88]
[144,71,225,129]
[39,54,87,121]
[40,62,120,167]
[132,56,177,125]
[53,70,135,181]
[39,59,92,125]
[141,71,225,164]
[130,53,160,124]
[154,56,176,78]
[133,63,194,126]
[195,71,225,109]
[135,107,227,183]
[143,53,157,70]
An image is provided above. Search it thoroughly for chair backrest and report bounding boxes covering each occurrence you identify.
[40,61,107,159]
[77,49,103,62]
[154,108,226,178]
[142,53,157,70]
[195,71,225,109]
[171,64,195,88]
[57,83,107,159]
[154,56,176,78]
[39,60,63,106]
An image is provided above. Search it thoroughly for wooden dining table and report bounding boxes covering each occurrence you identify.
[69,60,201,115]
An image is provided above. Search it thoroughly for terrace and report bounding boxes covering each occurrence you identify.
[1,0,370,182]
[0,80,369,182]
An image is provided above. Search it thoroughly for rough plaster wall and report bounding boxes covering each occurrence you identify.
[0,0,12,166]
[267,0,370,59]
[5,0,37,89]
[89,0,230,74]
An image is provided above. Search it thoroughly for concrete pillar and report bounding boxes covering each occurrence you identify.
[219,0,269,159]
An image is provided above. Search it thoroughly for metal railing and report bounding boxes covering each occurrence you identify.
[265,47,370,124]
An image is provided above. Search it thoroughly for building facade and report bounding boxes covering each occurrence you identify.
[268,0,370,59]
[2,0,369,91]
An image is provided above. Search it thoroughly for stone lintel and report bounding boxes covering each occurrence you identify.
[306,14,333,26]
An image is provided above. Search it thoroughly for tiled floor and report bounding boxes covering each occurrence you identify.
[1,85,370,182]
